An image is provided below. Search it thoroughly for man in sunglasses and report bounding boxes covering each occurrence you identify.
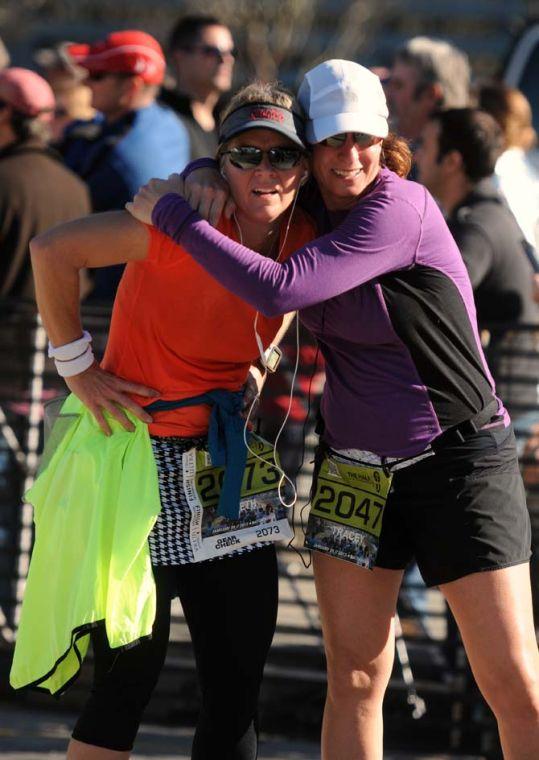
[61,30,190,300]
[161,14,235,160]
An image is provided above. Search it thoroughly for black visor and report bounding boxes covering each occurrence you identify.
[218,102,307,149]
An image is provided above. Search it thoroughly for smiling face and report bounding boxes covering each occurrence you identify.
[221,128,307,225]
[311,133,383,211]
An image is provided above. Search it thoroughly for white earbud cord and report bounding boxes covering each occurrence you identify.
[234,189,301,508]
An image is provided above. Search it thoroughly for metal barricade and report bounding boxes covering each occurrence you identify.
[2,303,538,757]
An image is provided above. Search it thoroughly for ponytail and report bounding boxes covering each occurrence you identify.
[381,133,412,178]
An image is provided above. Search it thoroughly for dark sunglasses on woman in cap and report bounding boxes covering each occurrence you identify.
[319,132,379,149]
[221,146,306,170]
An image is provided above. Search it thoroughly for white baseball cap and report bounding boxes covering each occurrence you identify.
[298,59,389,144]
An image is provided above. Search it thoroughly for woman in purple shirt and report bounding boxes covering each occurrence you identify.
[128,61,539,759]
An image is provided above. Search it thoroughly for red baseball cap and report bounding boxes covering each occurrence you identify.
[67,31,165,85]
[0,67,55,119]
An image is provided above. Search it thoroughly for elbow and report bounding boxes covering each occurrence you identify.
[30,231,54,264]
[257,295,289,319]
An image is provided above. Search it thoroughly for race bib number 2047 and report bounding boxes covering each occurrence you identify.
[305,455,393,569]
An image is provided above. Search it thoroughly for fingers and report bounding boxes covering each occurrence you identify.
[195,187,230,226]
[98,377,155,425]
[166,173,185,194]
[184,181,202,211]
[67,367,156,433]
[126,181,169,226]
[117,379,159,398]
[125,200,152,226]
[92,407,112,437]
[195,187,224,222]
[114,394,153,424]
[199,190,226,225]
[208,190,229,227]
[101,398,136,432]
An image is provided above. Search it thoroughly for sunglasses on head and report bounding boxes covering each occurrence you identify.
[181,44,237,60]
[319,132,378,149]
[222,146,305,170]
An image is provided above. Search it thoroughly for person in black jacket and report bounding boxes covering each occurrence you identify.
[416,107,538,328]
[0,67,90,299]
[160,14,235,159]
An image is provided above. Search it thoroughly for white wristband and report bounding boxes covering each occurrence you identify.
[54,345,95,377]
[48,330,92,361]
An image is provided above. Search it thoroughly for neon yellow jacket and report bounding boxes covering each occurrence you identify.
[10,394,161,695]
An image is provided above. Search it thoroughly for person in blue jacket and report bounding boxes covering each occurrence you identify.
[61,30,190,300]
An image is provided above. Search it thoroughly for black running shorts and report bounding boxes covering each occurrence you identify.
[376,425,531,587]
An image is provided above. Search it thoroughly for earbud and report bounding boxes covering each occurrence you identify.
[299,172,309,186]
[220,167,228,181]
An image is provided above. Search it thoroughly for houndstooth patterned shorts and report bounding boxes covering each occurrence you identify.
[149,436,257,565]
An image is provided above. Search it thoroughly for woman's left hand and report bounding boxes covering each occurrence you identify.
[126,173,186,226]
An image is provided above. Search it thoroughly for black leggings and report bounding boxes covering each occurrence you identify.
[72,547,278,758]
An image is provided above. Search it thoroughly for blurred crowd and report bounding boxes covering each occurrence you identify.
[0,16,538,346]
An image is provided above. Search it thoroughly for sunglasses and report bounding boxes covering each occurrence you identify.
[319,132,378,149]
[222,146,305,170]
[181,44,237,60]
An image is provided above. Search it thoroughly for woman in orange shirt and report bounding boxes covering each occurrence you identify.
[28,82,314,760]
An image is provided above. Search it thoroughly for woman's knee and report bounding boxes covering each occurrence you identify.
[325,642,393,706]
[476,658,539,724]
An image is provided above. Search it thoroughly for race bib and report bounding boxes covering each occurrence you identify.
[183,434,293,561]
[305,453,393,569]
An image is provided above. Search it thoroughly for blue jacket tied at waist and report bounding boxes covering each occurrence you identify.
[145,389,247,519]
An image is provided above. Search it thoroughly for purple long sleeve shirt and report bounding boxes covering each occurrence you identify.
[153,166,503,457]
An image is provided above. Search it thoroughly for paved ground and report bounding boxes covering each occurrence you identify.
[0,705,485,759]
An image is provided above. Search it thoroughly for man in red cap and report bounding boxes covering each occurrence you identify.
[61,30,189,300]
[0,67,90,298]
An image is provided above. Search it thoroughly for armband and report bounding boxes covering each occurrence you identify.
[263,345,282,373]
[48,330,92,361]
[54,345,95,377]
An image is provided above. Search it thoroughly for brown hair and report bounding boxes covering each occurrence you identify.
[217,80,303,157]
[478,83,537,152]
[219,80,300,123]
[381,133,412,178]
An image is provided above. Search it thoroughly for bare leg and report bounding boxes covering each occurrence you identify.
[313,552,404,760]
[441,564,539,760]
[66,738,129,759]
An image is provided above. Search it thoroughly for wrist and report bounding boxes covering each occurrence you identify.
[48,330,92,361]
[49,331,95,377]
[180,157,218,180]
[54,345,95,377]
[152,193,198,241]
